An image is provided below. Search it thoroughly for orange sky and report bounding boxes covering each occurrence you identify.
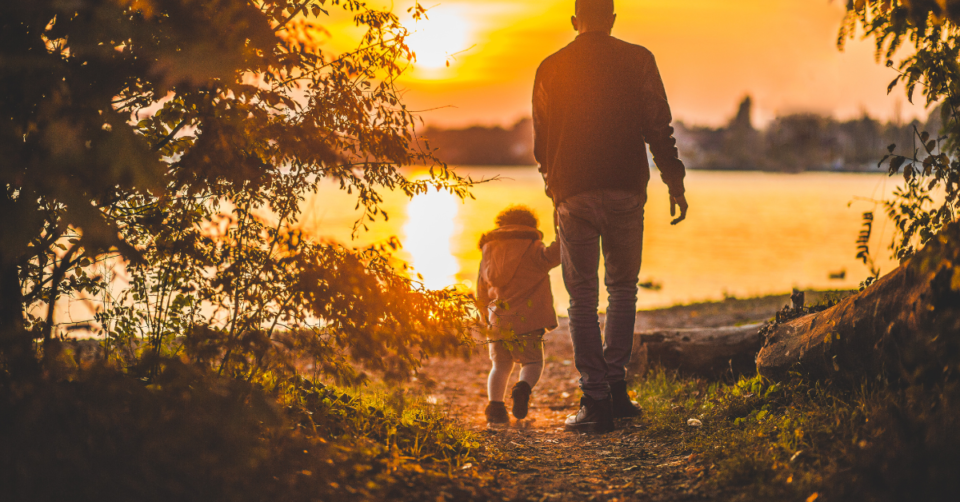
[325,0,931,128]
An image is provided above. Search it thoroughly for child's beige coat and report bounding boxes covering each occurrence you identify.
[476,224,562,338]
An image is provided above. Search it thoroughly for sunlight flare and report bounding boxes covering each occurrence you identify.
[405,8,470,70]
[403,186,460,290]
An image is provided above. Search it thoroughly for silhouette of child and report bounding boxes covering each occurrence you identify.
[476,205,562,424]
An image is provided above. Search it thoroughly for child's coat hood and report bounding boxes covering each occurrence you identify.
[478,225,542,288]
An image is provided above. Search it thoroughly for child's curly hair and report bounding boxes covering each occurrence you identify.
[495,205,539,229]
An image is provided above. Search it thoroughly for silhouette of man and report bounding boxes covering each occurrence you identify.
[533,0,688,433]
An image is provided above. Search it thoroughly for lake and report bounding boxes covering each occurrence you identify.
[302,167,901,314]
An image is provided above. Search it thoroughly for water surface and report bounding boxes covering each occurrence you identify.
[303,167,900,313]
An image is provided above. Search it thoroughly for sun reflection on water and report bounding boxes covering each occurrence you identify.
[403,186,460,290]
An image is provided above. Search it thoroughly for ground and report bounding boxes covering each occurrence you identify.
[415,294,814,501]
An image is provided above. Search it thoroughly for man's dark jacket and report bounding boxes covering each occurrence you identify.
[533,32,685,203]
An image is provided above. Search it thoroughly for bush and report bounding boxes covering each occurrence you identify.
[633,371,960,501]
[0,358,485,502]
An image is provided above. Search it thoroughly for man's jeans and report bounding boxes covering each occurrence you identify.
[557,189,644,401]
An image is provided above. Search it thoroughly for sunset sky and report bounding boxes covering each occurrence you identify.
[324,0,931,129]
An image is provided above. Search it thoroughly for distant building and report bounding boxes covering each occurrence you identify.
[418,98,942,172]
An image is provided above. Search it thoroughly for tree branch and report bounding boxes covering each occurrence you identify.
[43,244,80,343]
[273,2,309,32]
[151,119,190,153]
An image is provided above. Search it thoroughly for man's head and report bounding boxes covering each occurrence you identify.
[572,0,615,34]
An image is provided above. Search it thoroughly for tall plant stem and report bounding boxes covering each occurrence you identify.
[43,244,79,344]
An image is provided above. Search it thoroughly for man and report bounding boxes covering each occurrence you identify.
[533,0,688,433]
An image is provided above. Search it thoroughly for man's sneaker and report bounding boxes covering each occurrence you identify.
[564,395,614,433]
[511,381,532,419]
[485,401,509,424]
[610,380,642,418]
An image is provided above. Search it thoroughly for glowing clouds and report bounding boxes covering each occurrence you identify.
[403,187,461,290]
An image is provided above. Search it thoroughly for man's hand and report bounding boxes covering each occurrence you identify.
[670,195,688,225]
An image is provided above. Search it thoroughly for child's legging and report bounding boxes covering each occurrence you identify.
[487,361,543,402]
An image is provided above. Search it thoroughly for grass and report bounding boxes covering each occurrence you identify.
[283,377,482,470]
[631,370,960,502]
[0,357,491,502]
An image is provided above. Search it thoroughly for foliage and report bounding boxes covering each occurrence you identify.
[0,358,487,501]
[854,210,885,289]
[632,370,960,502]
[0,3,489,496]
[1,0,480,380]
[841,1,960,261]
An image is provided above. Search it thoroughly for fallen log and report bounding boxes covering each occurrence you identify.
[628,324,764,379]
[756,222,960,383]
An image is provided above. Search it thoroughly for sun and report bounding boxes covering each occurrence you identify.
[404,9,470,70]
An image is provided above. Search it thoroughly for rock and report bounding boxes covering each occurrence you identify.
[629,324,764,379]
[552,315,765,380]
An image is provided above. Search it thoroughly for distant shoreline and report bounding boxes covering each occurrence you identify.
[444,164,890,174]
[422,98,938,174]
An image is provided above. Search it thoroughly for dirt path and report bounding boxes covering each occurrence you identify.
[420,327,704,501]
[417,294,808,501]
[421,296,812,501]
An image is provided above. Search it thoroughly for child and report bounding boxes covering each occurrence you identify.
[476,205,562,424]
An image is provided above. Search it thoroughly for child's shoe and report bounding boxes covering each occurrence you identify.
[485,401,509,424]
[511,381,532,419]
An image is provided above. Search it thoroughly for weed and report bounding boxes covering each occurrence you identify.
[0,358,490,502]
[633,370,960,501]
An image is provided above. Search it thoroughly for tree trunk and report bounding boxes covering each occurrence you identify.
[0,261,23,334]
[0,258,36,377]
[628,324,764,379]
[756,222,960,384]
